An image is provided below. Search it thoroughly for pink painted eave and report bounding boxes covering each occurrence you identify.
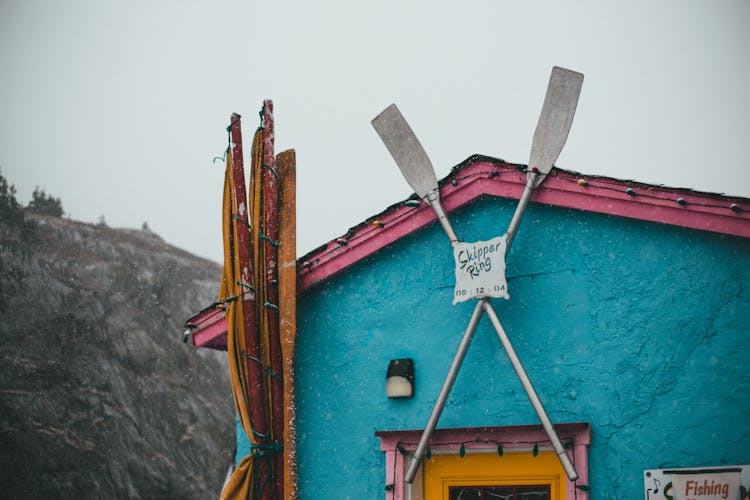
[184,302,228,350]
[189,155,750,350]
[298,156,749,291]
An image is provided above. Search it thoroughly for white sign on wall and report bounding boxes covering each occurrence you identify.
[644,465,749,500]
[452,235,510,305]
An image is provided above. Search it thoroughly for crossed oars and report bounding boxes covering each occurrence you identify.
[372,66,584,484]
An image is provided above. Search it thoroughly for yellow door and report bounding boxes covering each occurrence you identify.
[423,450,565,499]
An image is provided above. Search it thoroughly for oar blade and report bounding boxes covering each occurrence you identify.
[372,104,439,199]
[528,67,584,187]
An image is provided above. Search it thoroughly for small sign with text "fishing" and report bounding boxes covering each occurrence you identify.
[452,235,510,305]
[672,470,740,500]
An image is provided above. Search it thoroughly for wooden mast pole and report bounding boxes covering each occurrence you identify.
[261,100,285,500]
[229,113,272,499]
[277,149,297,499]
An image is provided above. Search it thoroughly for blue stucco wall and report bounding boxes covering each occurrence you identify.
[265,195,748,498]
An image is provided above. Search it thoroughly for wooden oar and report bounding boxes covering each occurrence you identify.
[371,66,584,484]
[259,100,285,500]
[372,104,458,244]
[505,66,583,247]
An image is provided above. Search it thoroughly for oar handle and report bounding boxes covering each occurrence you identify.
[482,301,579,481]
[425,190,459,244]
[504,171,539,249]
[404,299,486,483]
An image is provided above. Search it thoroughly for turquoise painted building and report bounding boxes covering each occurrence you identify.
[194,156,750,499]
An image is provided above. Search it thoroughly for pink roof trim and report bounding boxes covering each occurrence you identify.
[298,157,749,291]
[185,302,228,350]
[188,155,749,349]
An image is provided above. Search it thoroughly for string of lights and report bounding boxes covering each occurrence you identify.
[451,164,747,212]
[300,165,529,267]
[299,158,748,274]
[384,437,589,498]
[298,167,525,267]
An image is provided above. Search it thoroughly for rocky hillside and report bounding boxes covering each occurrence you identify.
[0,209,234,498]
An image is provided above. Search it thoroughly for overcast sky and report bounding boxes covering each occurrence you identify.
[2,1,748,263]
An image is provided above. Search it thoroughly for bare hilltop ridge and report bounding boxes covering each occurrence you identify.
[0,186,233,498]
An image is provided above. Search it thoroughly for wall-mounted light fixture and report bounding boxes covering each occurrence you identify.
[386,358,414,399]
